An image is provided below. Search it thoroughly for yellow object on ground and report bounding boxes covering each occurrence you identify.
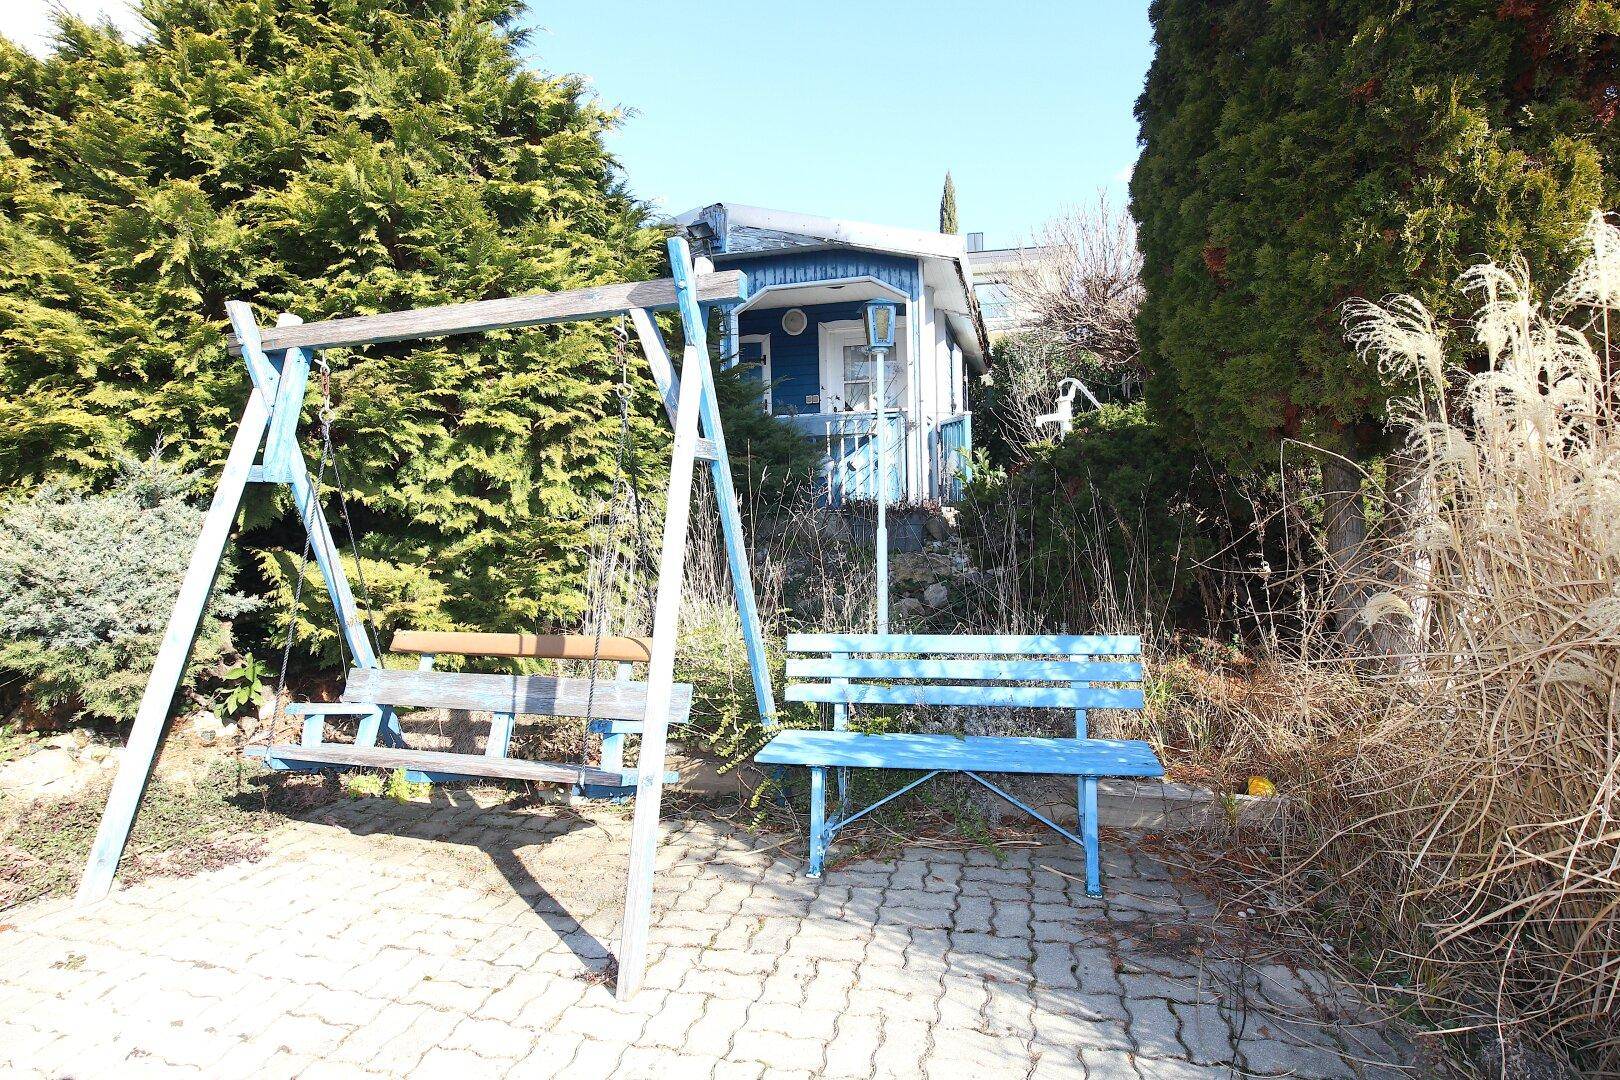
[1247,776,1277,798]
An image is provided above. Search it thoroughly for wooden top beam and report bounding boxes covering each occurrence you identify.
[228,271,746,355]
[390,630,652,664]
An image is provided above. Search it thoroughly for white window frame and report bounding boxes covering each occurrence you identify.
[817,318,908,414]
[738,333,773,413]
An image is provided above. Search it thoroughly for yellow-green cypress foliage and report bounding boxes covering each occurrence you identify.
[0,1,662,658]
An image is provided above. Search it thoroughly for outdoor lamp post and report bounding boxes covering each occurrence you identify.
[864,299,898,633]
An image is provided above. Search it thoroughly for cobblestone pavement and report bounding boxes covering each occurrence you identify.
[1,793,1428,1078]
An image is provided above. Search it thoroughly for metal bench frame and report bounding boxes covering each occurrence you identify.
[757,633,1162,896]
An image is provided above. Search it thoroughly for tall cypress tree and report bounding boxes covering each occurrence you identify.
[0,1,661,654]
[940,171,959,234]
[1133,1,1617,472]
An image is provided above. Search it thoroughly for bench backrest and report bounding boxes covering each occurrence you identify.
[343,668,693,725]
[783,633,1143,738]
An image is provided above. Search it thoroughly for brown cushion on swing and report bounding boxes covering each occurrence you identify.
[390,631,652,664]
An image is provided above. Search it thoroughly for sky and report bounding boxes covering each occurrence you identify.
[4,1,1154,248]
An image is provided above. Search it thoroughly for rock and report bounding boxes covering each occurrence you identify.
[924,512,951,541]
[923,582,949,608]
[220,723,239,744]
[0,748,84,797]
[41,732,81,751]
[189,710,225,745]
[77,743,110,763]
[258,695,280,722]
[893,597,926,619]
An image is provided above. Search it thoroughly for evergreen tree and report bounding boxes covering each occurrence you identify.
[939,171,959,234]
[1132,1,1618,473]
[0,1,661,660]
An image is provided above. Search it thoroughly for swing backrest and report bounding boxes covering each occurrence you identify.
[341,668,692,725]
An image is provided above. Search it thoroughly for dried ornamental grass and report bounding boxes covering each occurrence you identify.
[1330,211,1620,1071]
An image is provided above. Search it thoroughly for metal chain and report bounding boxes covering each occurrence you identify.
[321,439,383,662]
[583,320,638,731]
[266,353,385,750]
[268,419,329,750]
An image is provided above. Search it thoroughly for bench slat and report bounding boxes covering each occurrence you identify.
[341,668,693,724]
[785,684,1145,710]
[785,658,1142,682]
[785,633,1142,656]
[254,743,627,786]
[283,702,379,716]
[755,731,1163,776]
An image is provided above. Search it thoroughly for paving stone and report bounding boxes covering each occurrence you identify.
[1172,1000,1236,1067]
[1124,994,1183,1059]
[566,1037,627,1076]
[0,799,1417,1080]
[824,1011,884,1078]
[417,1047,512,1078]
[731,1026,825,1070]
[691,987,751,1037]
[445,1015,538,1059]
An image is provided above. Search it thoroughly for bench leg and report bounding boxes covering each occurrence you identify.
[1081,776,1101,898]
[486,712,515,759]
[579,731,633,802]
[808,766,828,878]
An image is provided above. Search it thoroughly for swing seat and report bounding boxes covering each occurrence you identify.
[254,742,636,787]
[252,667,694,787]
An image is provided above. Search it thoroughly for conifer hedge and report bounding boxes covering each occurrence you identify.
[1132,1,1618,471]
[0,1,662,656]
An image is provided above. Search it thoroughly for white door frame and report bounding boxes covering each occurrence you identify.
[817,318,908,414]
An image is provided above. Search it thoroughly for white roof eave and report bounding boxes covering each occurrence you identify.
[731,276,909,315]
[682,201,992,369]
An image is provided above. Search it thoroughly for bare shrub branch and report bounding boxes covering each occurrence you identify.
[1005,190,1144,372]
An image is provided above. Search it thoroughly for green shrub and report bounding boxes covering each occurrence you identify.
[711,361,822,516]
[960,402,1228,631]
[0,457,255,721]
[1132,1,1618,473]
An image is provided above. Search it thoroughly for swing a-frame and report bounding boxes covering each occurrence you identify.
[77,238,776,1000]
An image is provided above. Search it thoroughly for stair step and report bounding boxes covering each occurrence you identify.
[251,743,629,788]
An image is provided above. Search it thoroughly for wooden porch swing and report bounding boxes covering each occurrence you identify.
[76,238,776,1000]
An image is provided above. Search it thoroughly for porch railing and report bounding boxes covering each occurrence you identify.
[782,411,906,507]
[936,413,972,502]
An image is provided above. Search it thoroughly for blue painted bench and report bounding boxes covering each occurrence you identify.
[754,633,1163,896]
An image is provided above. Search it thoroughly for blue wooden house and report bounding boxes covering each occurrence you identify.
[677,204,989,504]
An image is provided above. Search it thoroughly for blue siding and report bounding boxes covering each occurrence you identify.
[738,300,876,415]
[720,249,921,415]
[722,250,920,300]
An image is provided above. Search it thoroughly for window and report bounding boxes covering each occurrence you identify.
[819,320,906,414]
[975,281,1016,325]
